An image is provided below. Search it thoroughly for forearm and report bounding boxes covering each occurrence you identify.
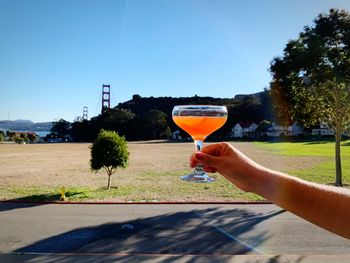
[251,166,350,239]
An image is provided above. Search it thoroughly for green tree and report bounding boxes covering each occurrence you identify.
[0,133,4,142]
[50,119,71,140]
[27,133,37,143]
[161,126,172,139]
[143,110,168,140]
[93,108,136,139]
[256,120,272,138]
[90,130,129,190]
[20,133,28,143]
[6,131,15,141]
[71,120,96,142]
[270,9,350,186]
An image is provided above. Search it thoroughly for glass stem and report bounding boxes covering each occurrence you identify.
[194,140,205,176]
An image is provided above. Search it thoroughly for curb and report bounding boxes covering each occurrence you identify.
[0,200,272,205]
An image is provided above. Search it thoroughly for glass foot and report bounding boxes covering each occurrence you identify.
[181,173,215,183]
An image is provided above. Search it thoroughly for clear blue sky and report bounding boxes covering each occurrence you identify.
[1,0,350,122]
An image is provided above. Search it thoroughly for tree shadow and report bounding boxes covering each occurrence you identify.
[13,207,284,261]
[304,141,333,145]
[341,141,350,146]
[8,190,84,202]
[0,191,85,212]
[0,201,46,212]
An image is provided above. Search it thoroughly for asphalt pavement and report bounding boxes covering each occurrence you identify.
[0,202,349,262]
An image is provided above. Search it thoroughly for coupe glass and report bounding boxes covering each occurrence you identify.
[172,105,228,182]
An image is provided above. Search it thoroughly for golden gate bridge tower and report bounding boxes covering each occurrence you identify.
[82,106,88,120]
[102,84,111,113]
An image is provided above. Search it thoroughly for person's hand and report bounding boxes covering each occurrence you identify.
[190,142,262,193]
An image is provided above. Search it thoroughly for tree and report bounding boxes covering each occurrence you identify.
[50,119,71,140]
[27,133,37,143]
[20,133,28,143]
[270,9,350,186]
[92,108,136,140]
[90,130,129,190]
[71,120,96,142]
[143,110,168,140]
[161,126,172,139]
[256,120,272,138]
[7,131,18,142]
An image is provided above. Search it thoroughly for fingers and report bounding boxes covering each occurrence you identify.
[190,153,217,173]
[190,151,217,168]
[194,152,211,165]
[190,143,231,173]
[190,143,225,167]
[201,143,224,156]
[203,166,217,173]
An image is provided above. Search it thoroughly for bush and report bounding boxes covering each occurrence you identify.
[90,130,129,189]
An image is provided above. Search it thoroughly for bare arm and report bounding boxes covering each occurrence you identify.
[191,142,350,239]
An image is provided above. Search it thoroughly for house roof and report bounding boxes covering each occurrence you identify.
[238,121,256,128]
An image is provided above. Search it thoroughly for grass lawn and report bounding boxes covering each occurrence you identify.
[0,141,347,202]
[0,142,263,202]
[254,140,350,185]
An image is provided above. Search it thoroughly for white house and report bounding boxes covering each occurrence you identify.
[267,122,303,137]
[172,130,183,140]
[289,122,304,136]
[312,123,334,136]
[231,122,258,138]
[232,123,243,138]
[267,124,288,137]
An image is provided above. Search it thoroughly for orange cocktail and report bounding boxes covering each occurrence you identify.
[172,105,228,182]
[172,116,227,141]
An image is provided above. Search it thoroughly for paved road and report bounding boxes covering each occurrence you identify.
[0,202,349,262]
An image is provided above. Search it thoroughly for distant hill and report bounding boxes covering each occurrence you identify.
[233,92,264,103]
[117,94,240,118]
[117,91,275,125]
[0,120,52,132]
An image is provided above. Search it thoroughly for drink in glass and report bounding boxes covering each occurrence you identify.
[172,105,228,182]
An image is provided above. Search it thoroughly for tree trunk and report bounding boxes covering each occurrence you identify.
[335,130,343,187]
[107,173,112,190]
[152,129,156,140]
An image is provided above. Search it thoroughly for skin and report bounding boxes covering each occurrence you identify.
[190,142,350,239]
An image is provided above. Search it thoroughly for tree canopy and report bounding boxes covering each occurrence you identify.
[270,8,350,186]
[50,118,71,140]
[90,130,129,189]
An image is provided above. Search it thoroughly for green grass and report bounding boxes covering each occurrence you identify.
[254,140,350,157]
[0,186,134,202]
[0,171,264,202]
[254,140,350,185]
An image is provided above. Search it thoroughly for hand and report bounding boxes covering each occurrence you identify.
[190,142,262,193]
[192,143,350,239]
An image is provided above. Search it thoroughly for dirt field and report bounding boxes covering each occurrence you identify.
[0,141,324,201]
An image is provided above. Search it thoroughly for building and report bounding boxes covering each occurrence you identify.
[172,130,183,140]
[231,122,258,138]
[267,122,303,137]
[311,124,334,136]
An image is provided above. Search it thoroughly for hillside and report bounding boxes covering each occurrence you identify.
[0,120,52,132]
[118,94,239,115]
[117,91,275,125]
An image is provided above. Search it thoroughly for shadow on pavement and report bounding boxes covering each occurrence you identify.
[14,207,284,260]
[0,191,85,211]
[0,201,46,212]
